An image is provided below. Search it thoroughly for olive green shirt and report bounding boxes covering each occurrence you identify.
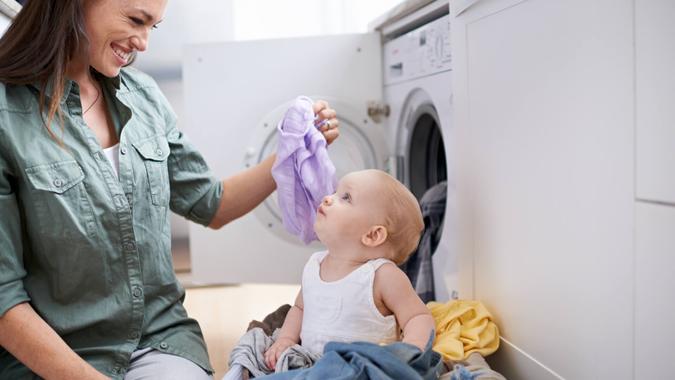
[0,67,223,379]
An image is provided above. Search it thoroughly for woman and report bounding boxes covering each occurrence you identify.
[0,1,339,379]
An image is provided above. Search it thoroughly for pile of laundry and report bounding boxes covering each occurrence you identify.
[223,300,506,380]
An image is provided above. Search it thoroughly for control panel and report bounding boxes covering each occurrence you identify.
[383,14,451,86]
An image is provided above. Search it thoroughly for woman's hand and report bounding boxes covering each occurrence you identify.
[313,100,339,145]
[264,336,296,371]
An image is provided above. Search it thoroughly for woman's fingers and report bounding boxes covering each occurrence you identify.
[312,99,339,145]
[317,107,337,122]
[323,128,340,145]
[312,99,329,114]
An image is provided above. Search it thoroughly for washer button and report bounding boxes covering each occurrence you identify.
[159,342,168,350]
[53,179,63,188]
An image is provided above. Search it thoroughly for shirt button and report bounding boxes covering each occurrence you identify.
[130,331,140,339]
[132,286,142,298]
[53,179,63,187]
[159,342,168,350]
[120,147,127,155]
[155,148,163,157]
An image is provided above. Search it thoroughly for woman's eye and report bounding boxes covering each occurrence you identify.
[130,17,144,26]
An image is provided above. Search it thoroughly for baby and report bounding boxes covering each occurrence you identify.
[264,169,436,370]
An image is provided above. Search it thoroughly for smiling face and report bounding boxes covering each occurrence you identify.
[82,0,167,77]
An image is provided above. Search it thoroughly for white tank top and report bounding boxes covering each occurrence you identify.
[300,251,399,355]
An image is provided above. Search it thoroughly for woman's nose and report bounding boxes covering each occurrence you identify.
[130,34,148,52]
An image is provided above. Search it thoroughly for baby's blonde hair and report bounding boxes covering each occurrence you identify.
[367,170,424,265]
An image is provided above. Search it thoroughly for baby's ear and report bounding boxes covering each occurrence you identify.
[361,225,388,247]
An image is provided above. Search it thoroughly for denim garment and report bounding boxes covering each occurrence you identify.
[271,96,336,244]
[258,333,442,380]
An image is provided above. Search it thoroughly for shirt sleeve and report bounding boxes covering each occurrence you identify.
[157,91,223,226]
[0,131,30,317]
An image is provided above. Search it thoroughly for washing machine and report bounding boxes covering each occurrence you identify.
[184,0,455,298]
[378,2,455,301]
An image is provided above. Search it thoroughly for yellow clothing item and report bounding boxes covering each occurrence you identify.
[427,300,500,361]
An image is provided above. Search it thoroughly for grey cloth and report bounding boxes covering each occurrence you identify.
[124,348,213,380]
[439,353,507,380]
[226,327,321,378]
[400,181,447,303]
[276,344,322,373]
[222,364,246,380]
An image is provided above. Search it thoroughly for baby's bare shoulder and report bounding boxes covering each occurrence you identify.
[373,262,412,296]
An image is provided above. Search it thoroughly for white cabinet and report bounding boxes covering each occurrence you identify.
[451,0,634,378]
[636,0,675,206]
[635,202,675,378]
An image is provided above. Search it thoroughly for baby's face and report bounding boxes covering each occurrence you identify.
[314,171,386,246]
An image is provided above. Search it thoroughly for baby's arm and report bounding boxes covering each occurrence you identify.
[264,289,304,370]
[376,264,435,351]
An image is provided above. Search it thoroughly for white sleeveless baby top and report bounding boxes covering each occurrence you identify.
[299,251,399,355]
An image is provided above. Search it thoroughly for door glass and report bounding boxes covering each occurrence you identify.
[409,113,447,200]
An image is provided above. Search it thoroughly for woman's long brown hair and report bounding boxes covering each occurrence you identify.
[0,0,87,141]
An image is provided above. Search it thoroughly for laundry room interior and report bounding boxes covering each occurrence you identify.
[0,0,673,379]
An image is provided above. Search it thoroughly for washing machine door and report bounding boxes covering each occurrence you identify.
[184,33,387,285]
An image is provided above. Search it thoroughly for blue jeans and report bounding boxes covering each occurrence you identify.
[259,333,441,380]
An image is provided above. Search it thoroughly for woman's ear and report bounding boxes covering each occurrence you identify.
[361,225,388,247]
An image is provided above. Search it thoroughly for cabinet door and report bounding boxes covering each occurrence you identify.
[636,0,675,206]
[635,202,675,378]
[451,0,634,378]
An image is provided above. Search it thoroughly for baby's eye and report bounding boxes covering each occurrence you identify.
[341,193,352,202]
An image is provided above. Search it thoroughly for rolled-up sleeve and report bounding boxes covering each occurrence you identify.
[159,92,223,226]
[0,140,29,317]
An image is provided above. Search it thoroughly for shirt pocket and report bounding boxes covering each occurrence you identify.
[24,160,95,239]
[25,160,85,194]
[132,134,170,206]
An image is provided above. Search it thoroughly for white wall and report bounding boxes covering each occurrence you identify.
[231,0,401,40]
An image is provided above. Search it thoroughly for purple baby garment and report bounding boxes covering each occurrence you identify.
[271,96,337,244]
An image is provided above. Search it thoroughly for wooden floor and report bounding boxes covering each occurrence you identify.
[181,281,300,379]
